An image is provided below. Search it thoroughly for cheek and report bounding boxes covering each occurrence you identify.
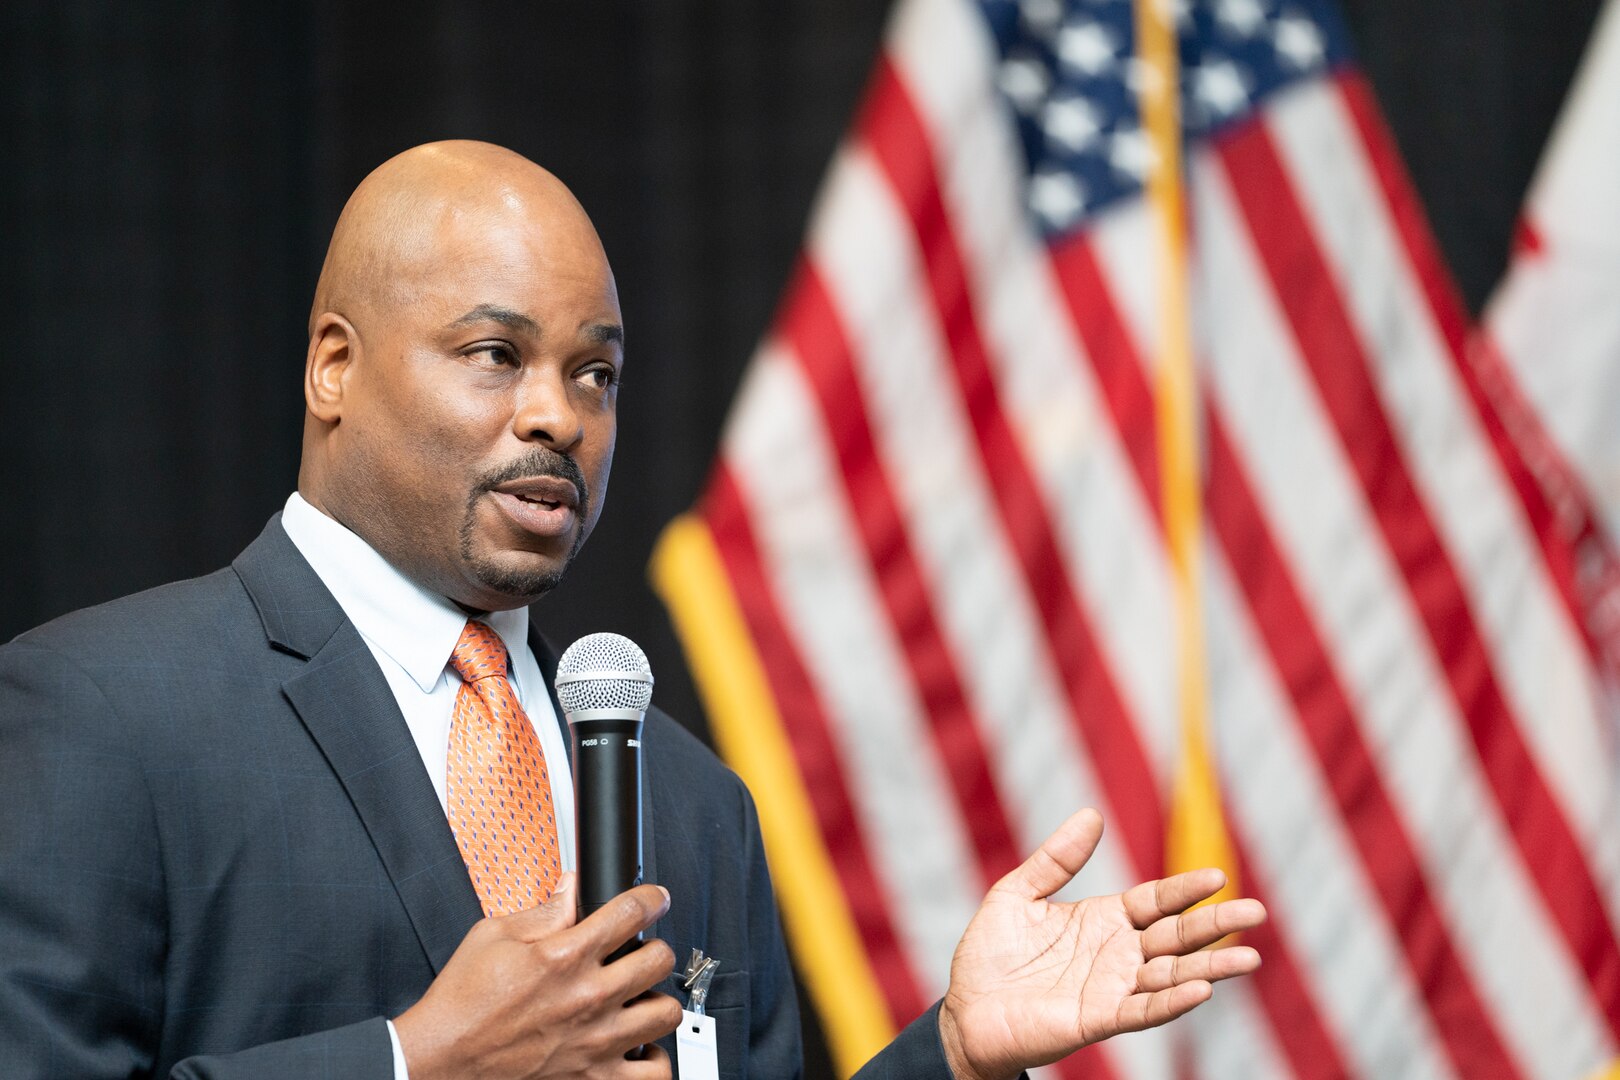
[350,374,489,509]
[586,426,616,515]
[409,390,491,474]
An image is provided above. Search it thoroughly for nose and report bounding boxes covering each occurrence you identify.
[511,368,584,452]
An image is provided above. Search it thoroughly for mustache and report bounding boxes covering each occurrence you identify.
[477,449,589,517]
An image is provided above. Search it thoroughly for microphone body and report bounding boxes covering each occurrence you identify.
[555,634,655,961]
[567,707,644,918]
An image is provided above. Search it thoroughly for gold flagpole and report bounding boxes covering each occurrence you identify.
[1134,0,1239,903]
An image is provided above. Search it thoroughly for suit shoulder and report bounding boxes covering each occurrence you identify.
[645,707,732,771]
[645,708,746,791]
[6,566,251,664]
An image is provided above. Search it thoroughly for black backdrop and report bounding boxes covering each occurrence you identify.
[0,0,1606,1073]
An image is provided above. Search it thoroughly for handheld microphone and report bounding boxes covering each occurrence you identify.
[555,633,652,958]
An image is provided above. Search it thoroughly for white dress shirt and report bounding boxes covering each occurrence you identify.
[280,492,576,1078]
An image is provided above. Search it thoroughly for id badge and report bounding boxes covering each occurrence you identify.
[676,1009,719,1080]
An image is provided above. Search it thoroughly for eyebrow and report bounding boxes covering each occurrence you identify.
[447,304,541,335]
[583,322,624,347]
[448,306,622,349]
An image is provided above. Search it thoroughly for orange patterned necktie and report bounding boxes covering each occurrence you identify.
[446,620,562,916]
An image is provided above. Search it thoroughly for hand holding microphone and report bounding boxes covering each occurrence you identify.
[393,633,680,1079]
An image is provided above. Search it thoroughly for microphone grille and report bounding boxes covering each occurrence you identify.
[555,632,654,713]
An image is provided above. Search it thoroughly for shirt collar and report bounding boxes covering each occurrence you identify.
[280,492,532,693]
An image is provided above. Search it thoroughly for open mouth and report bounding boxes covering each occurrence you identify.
[489,485,578,539]
[491,474,579,509]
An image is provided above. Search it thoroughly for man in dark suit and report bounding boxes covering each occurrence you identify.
[0,140,1264,1079]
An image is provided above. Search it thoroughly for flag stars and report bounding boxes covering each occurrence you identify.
[1057,19,1118,77]
[998,52,1053,113]
[1108,126,1156,179]
[1193,58,1251,117]
[1123,56,1162,97]
[1020,0,1064,38]
[989,0,1341,231]
[1042,94,1105,153]
[1215,0,1270,37]
[1029,168,1086,230]
[1274,13,1325,69]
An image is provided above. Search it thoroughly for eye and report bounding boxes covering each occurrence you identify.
[577,363,619,392]
[467,343,519,367]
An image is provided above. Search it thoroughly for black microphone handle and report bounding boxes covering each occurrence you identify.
[569,711,644,960]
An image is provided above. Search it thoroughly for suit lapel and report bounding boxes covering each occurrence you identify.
[529,625,658,893]
[234,517,482,974]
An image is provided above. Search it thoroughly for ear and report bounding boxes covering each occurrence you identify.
[305,312,361,423]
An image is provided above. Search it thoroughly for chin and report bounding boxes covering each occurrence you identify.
[464,553,569,607]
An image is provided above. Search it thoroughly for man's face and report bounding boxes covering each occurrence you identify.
[325,201,622,611]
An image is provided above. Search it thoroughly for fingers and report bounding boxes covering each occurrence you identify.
[1120,867,1227,929]
[1142,897,1268,959]
[574,883,673,959]
[608,992,684,1057]
[599,936,679,1003]
[1134,945,1262,993]
[502,880,675,1003]
[616,1042,674,1079]
[1114,981,1214,1035]
[504,879,670,966]
[994,808,1105,901]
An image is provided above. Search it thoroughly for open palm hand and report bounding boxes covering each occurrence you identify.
[938,809,1266,1080]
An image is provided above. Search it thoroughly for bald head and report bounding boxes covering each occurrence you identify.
[310,140,601,334]
[298,141,624,612]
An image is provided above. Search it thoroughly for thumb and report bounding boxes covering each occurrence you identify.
[996,808,1105,902]
[517,872,579,935]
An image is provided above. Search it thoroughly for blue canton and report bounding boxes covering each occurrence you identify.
[977,0,1356,237]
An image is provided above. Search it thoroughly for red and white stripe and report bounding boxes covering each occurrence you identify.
[696,0,1620,1075]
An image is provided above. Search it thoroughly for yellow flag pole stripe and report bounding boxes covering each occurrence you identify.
[1133,0,1239,894]
[649,513,896,1075]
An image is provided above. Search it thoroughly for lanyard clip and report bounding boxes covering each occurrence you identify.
[681,948,720,1016]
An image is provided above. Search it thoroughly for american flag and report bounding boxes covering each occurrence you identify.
[651,0,1620,1076]
[1480,0,1620,726]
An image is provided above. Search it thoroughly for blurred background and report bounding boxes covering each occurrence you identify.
[1,1,1612,1076]
[0,0,1601,707]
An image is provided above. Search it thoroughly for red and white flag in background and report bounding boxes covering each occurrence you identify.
[652,0,1620,1076]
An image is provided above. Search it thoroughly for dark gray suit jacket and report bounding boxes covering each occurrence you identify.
[0,518,949,1078]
